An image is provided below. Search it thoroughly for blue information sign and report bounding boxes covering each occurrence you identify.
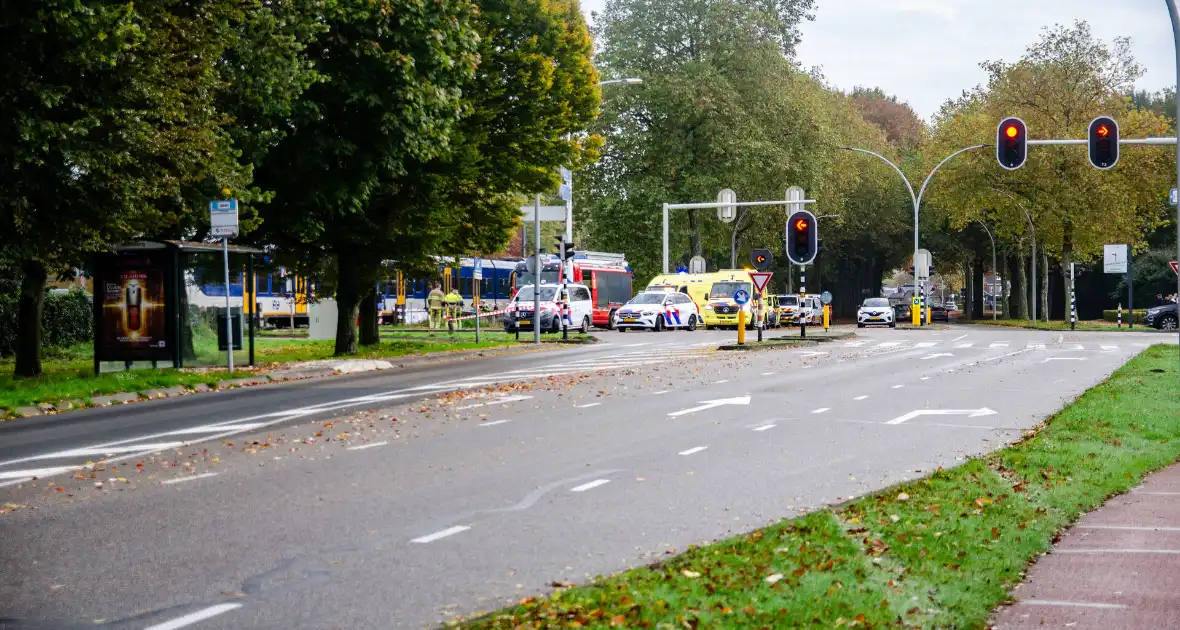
[733,289,750,305]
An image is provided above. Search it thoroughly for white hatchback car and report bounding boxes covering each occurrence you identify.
[857,297,896,328]
[504,283,593,333]
[613,291,700,331]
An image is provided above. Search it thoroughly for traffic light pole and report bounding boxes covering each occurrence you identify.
[1168,0,1180,376]
[661,198,816,273]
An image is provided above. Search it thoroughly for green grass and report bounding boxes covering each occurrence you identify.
[0,332,516,415]
[459,345,1180,629]
[968,318,1162,332]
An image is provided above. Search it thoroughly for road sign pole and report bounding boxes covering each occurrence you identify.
[800,267,806,339]
[222,237,233,373]
[1170,0,1180,371]
[1070,262,1077,331]
[534,195,541,344]
[1128,251,1134,329]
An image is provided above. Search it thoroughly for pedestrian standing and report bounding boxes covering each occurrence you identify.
[427,282,445,329]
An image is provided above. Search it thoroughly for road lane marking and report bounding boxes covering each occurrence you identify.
[10,442,187,464]
[456,395,533,410]
[347,441,389,450]
[914,342,937,348]
[619,342,653,347]
[753,424,776,431]
[844,340,867,347]
[1066,344,1085,351]
[667,396,750,417]
[0,466,80,480]
[811,408,830,414]
[160,423,266,436]
[886,408,996,425]
[954,342,974,348]
[951,334,968,342]
[1078,525,1180,532]
[570,479,611,492]
[714,379,730,384]
[761,372,776,376]
[891,384,904,389]
[921,353,953,360]
[479,420,511,427]
[652,390,670,395]
[920,376,931,380]
[162,472,219,485]
[853,395,868,400]
[0,477,34,488]
[1042,357,1087,363]
[144,604,243,630]
[678,446,708,456]
[798,351,829,357]
[877,342,901,348]
[1101,345,1118,351]
[1026,343,1045,350]
[411,525,471,543]
[1054,548,1180,554]
[575,403,602,409]
[989,342,1009,348]
[1022,600,1128,610]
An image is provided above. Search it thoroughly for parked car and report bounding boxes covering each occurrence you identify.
[1145,302,1178,330]
[613,291,700,331]
[503,283,593,334]
[857,297,896,328]
[930,304,950,322]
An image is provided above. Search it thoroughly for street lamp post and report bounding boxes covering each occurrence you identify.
[840,144,989,325]
[976,219,997,321]
[992,188,1037,325]
[1167,0,1180,372]
[564,78,643,252]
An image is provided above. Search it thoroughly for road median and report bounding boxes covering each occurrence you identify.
[457,345,1180,629]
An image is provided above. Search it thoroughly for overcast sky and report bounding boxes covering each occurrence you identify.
[580,0,1176,120]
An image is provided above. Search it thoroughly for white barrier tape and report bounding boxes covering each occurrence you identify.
[447,309,507,322]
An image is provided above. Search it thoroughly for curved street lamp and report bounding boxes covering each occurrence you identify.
[976,219,997,321]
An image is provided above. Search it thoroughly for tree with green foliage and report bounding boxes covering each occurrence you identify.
[0,0,267,377]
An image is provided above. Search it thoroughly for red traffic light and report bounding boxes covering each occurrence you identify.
[1005,125,1019,139]
[1096,125,1109,138]
[794,218,809,231]
[1088,116,1119,170]
[996,117,1028,170]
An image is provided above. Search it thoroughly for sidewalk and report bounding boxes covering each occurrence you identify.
[992,462,1180,629]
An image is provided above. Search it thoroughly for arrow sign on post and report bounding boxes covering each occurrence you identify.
[886,408,996,425]
[749,272,773,294]
[667,396,751,418]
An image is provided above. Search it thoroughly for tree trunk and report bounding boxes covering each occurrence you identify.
[1015,245,1029,320]
[14,258,48,377]
[333,250,363,356]
[1000,253,1010,319]
[359,289,379,346]
[687,208,702,260]
[972,257,985,319]
[1061,235,1073,325]
[1041,251,1050,322]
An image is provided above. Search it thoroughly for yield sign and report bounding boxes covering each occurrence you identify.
[1170,261,1178,275]
[750,272,773,293]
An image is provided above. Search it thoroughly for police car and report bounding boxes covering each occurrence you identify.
[612,291,700,331]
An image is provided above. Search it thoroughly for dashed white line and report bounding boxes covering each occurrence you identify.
[811,408,831,414]
[951,334,968,342]
[411,525,471,544]
[0,466,79,481]
[652,390,670,395]
[853,395,868,401]
[143,604,243,630]
[989,342,1009,348]
[0,477,34,488]
[1022,600,1128,610]
[347,441,389,450]
[914,342,937,348]
[479,420,511,427]
[954,342,974,348]
[714,380,730,384]
[570,479,611,492]
[1101,345,1118,351]
[761,372,776,376]
[753,424,776,431]
[575,403,602,409]
[162,472,219,485]
[891,384,905,389]
[678,446,708,456]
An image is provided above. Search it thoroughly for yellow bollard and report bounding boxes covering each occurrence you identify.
[926,306,931,325]
[737,309,746,345]
[823,304,830,330]
[911,298,920,326]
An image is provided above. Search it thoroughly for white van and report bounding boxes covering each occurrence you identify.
[503,283,593,334]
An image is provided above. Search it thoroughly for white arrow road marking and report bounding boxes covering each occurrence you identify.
[921,353,954,360]
[667,396,751,417]
[1042,357,1087,364]
[886,408,997,425]
[678,446,708,456]
[411,525,471,544]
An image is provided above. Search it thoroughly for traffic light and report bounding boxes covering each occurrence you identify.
[554,235,575,260]
[785,210,818,265]
[1088,116,1119,170]
[996,117,1027,170]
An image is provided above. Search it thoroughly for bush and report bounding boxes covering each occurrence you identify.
[0,286,93,357]
[1102,309,1147,324]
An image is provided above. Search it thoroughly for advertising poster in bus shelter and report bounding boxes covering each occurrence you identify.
[97,252,171,361]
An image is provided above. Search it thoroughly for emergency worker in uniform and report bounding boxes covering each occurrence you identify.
[427,282,445,329]
[445,287,462,327]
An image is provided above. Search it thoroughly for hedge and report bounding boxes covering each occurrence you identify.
[1101,309,1147,324]
[0,287,93,357]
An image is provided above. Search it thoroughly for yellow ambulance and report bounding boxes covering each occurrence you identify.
[699,269,771,329]
[645,272,716,312]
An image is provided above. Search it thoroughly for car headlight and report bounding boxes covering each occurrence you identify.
[704,304,713,311]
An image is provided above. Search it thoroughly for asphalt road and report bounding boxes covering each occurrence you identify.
[0,325,1173,630]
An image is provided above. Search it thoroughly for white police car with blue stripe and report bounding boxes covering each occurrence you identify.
[612,291,699,332]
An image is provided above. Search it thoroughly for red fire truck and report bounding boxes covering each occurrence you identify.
[511,252,633,328]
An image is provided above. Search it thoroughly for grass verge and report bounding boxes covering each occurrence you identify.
[1,335,515,414]
[967,318,1163,332]
[459,345,1180,629]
